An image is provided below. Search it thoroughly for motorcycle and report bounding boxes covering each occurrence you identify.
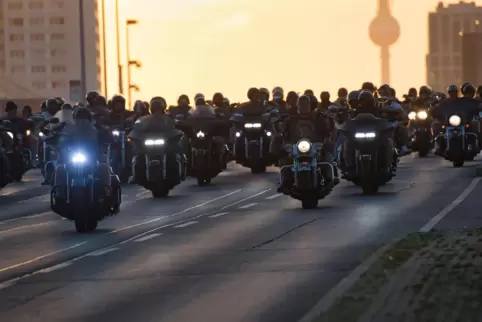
[338,113,397,194]
[0,125,12,189]
[38,118,63,184]
[230,110,277,173]
[279,139,336,209]
[50,146,121,232]
[107,126,132,184]
[2,121,30,181]
[177,118,230,185]
[438,113,479,167]
[134,129,187,197]
[408,109,433,157]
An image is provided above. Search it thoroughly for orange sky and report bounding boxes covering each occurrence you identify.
[102,0,480,105]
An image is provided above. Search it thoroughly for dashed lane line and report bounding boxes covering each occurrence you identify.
[239,203,257,209]
[265,193,282,200]
[174,221,198,228]
[38,262,71,274]
[134,233,162,242]
[209,212,229,218]
[88,247,120,257]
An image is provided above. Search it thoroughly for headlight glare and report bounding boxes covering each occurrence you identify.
[297,140,311,153]
[449,115,461,126]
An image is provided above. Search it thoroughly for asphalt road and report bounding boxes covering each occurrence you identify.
[0,156,479,322]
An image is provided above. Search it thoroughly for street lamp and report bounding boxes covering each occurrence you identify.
[126,19,140,108]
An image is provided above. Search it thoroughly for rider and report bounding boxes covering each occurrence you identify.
[259,88,270,107]
[237,88,266,114]
[348,90,360,109]
[86,91,100,108]
[53,103,74,124]
[130,97,185,184]
[276,95,337,191]
[270,87,287,111]
[447,84,459,99]
[286,91,300,115]
[342,91,394,172]
[333,88,349,108]
[52,106,116,209]
[318,91,332,111]
[168,94,192,118]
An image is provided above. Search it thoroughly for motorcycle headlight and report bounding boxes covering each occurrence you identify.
[417,111,428,120]
[71,152,86,164]
[408,112,416,120]
[235,132,241,137]
[39,132,44,137]
[6,132,13,139]
[449,115,461,126]
[145,139,165,146]
[26,130,31,136]
[112,130,120,136]
[297,140,311,153]
[266,131,272,137]
[196,131,205,138]
[245,123,262,128]
[355,132,376,139]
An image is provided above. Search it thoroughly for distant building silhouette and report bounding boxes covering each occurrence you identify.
[462,32,482,86]
[369,0,400,85]
[427,2,482,91]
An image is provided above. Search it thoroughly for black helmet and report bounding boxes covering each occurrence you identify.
[247,87,259,100]
[5,101,18,112]
[150,96,167,113]
[419,86,432,97]
[61,103,73,110]
[462,82,475,95]
[95,95,107,107]
[178,94,190,104]
[348,90,360,102]
[86,91,100,104]
[358,90,376,109]
[73,106,92,122]
[212,92,224,103]
[408,87,417,96]
[337,87,348,97]
[46,98,59,110]
[361,82,376,92]
[304,89,314,96]
[447,84,458,93]
[55,97,66,105]
[320,91,330,101]
[111,94,125,103]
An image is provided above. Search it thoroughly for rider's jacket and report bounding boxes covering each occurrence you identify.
[281,113,329,143]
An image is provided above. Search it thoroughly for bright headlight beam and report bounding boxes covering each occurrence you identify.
[449,115,461,126]
[72,152,86,163]
[297,140,311,153]
[408,112,416,120]
[417,111,428,120]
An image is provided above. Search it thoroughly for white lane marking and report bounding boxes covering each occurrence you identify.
[135,190,151,198]
[134,233,162,242]
[17,194,50,204]
[88,247,119,256]
[0,241,88,273]
[420,177,481,232]
[174,221,198,228]
[209,212,229,218]
[0,212,53,225]
[109,189,242,234]
[298,240,397,322]
[38,262,71,274]
[0,189,269,290]
[239,203,257,209]
[265,193,282,200]
[0,221,56,235]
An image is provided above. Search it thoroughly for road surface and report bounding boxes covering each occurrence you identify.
[0,156,478,321]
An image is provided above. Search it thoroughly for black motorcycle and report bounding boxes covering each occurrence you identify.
[1,120,30,181]
[132,128,187,197]
[230,110,277,173]
[338,113,397,194]
[50,145,121,232]
[177,118,230,185]
[408,109,433,157]
[107,126,132,183]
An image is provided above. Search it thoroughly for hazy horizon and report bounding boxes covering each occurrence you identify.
[103,0,477,104]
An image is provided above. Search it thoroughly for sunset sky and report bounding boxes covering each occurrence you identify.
[102,0,478,105]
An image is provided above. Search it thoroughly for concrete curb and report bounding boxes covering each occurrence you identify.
[298,238,401,322]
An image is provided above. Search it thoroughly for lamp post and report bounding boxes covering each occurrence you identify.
[126,19,141,108]
[115,0,123,94]
[79,0,87,103]
[101,0,107,96]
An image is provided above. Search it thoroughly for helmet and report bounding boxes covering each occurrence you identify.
[46,98,59,110]
[247,87,259,100]
[272,86,283,94]
[194,93,205,101]
[461,82,475,94]
[150,96,167,113]
[358,90,376,109]
[419,86,432,97]
[95,95,107,107]
[361,82,376,92]
[212,92,224,103]
[86,91,100,104]
[320,91,330,100]
[73,106,92,122]
[61,103,73,110]
[5,101,18,112]
[337,87,348,97]
[304,89,314,96]
[348,90,360,102]
[447,84,458,93]
[178,94,190,104]
[259,88,269,99]
[55,97,66,105]
[111,94,125,104]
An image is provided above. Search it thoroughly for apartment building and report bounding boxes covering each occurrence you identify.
[426,1,482,91]
[0,0,102,103]
[462,32,482,86]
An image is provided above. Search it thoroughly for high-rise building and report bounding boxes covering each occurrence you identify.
[462,32,482,86]
[426,1,482,91]
[0,0,102,103]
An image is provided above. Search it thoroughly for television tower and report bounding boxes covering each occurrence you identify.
[369,0,400,85]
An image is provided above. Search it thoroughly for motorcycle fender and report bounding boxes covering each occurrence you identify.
[295,170,314,190]
[147,160,163,182]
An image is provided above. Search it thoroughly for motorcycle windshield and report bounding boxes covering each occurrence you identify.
[438,99,479,123]
[339,113,394,134]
